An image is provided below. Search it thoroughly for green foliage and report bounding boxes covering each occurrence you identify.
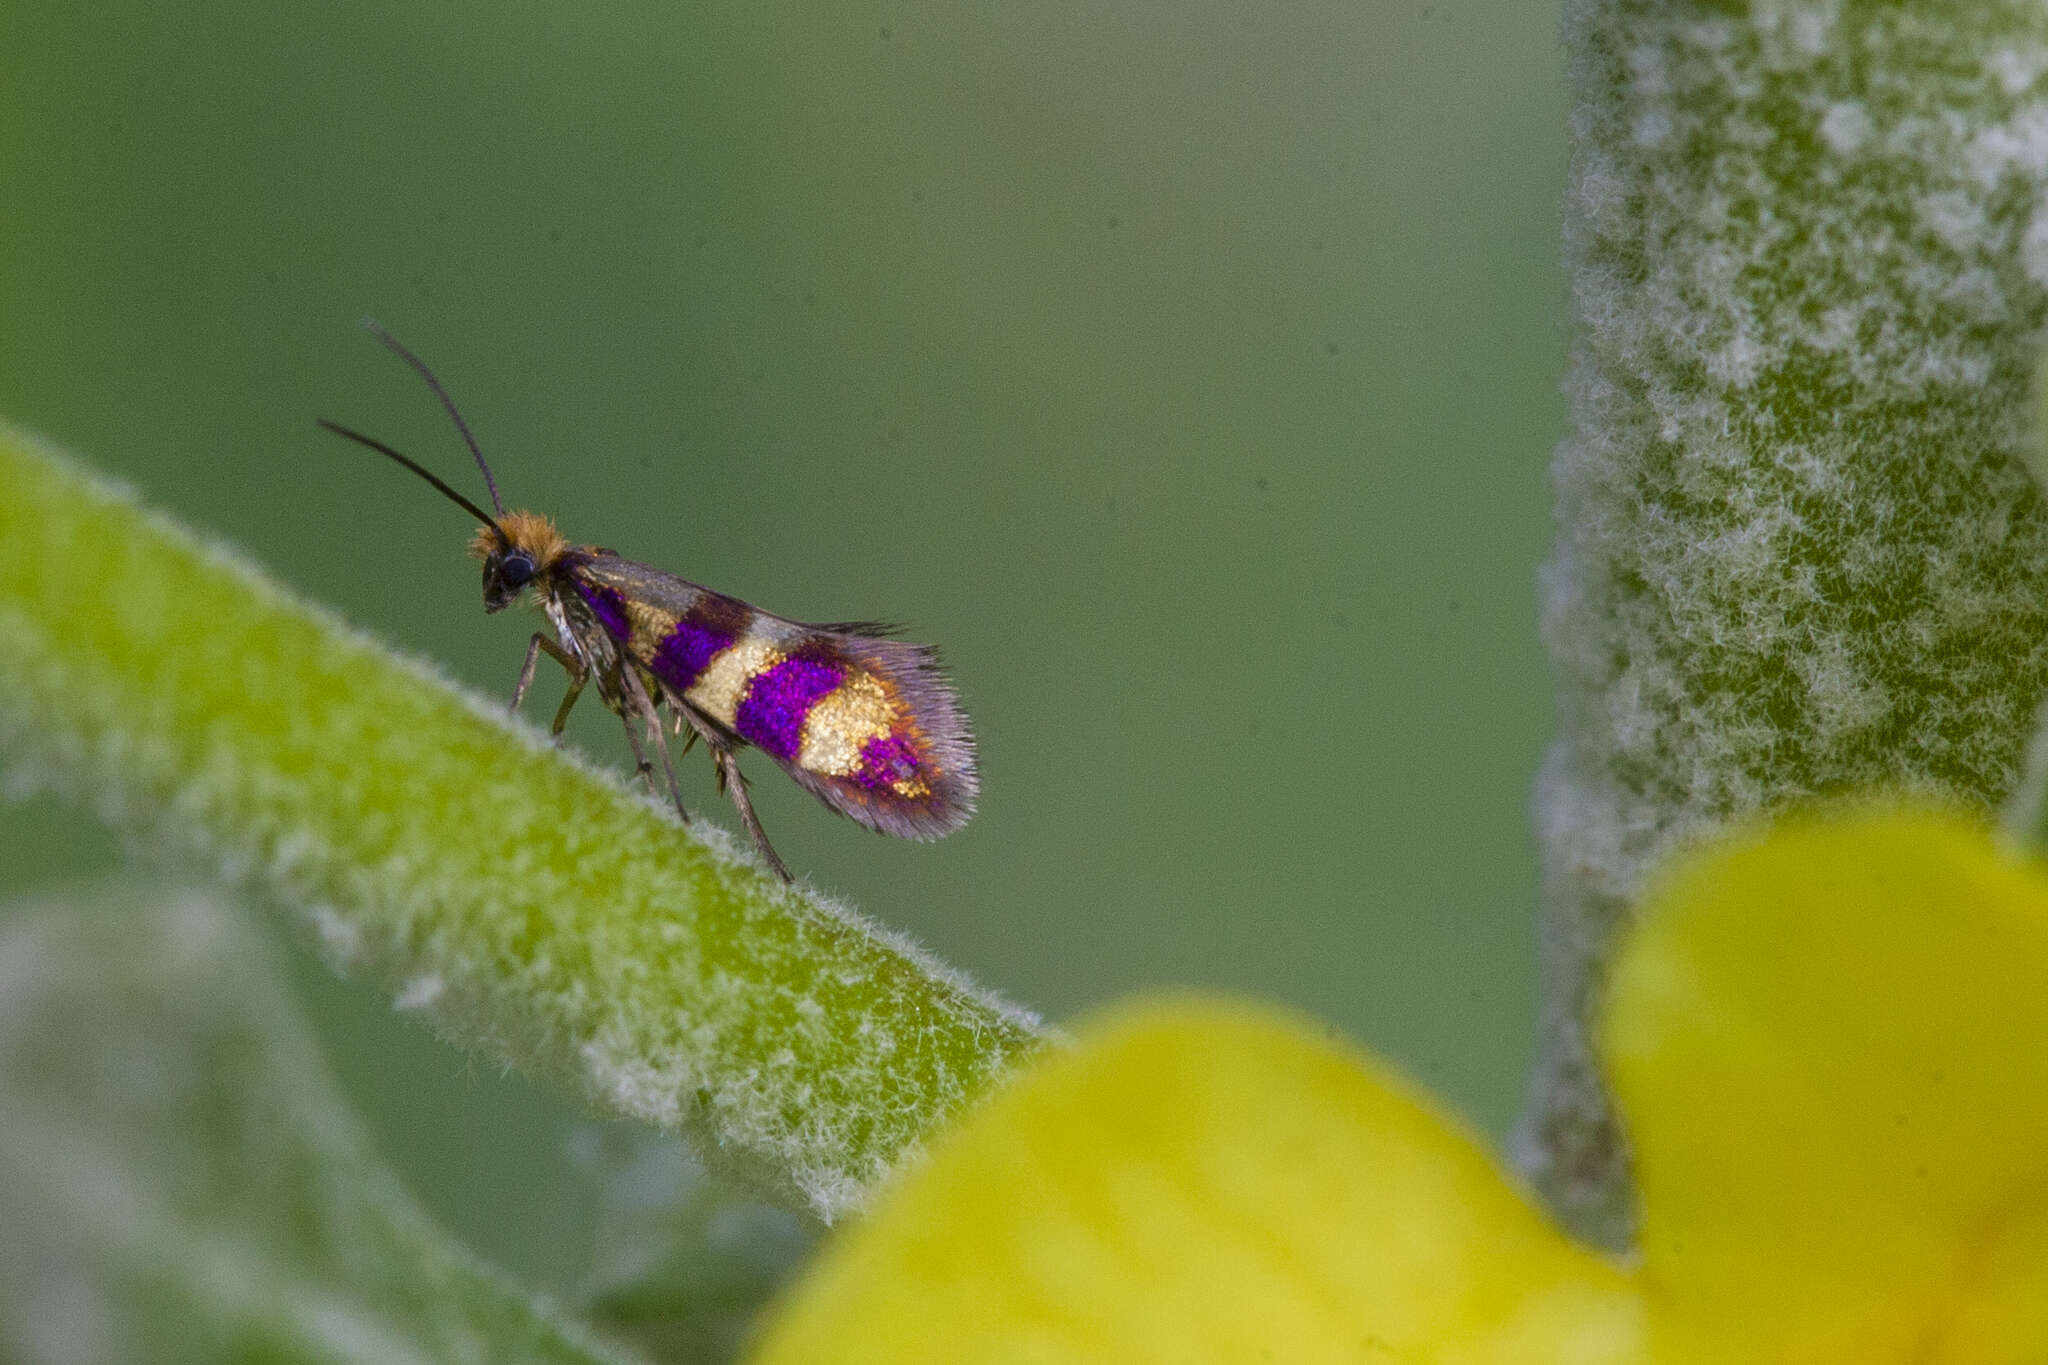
[0,880,643,1365]
[0,420,1049,1224]
[578,1134,814,1364]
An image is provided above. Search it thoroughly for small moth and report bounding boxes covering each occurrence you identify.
[319,320,976,881]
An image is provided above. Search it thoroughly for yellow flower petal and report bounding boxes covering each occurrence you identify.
[1607,809,2048,1361]
[750,997,1638,1364]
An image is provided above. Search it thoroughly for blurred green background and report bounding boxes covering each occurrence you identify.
[0,0,1566,1299]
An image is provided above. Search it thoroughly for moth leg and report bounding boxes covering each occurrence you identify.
[610,682,661,793]
[617,665,690,825]
[677,707,791,883]
[642,709,686,816]
[721,751,791,883]
[511,633,587,738]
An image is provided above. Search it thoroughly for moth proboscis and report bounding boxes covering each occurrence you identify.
[318,320,977,882]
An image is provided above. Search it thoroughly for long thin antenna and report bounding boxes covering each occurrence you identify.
[358,318,506,517]
[316,418,508,544]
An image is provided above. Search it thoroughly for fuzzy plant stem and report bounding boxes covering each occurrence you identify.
[1529,0,2048,1249]
[0,420,1048,1224]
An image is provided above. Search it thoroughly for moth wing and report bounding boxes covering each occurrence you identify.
[570,553,736,621]
[572,554,976,840]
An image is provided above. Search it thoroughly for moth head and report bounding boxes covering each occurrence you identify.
[472,512,566,613]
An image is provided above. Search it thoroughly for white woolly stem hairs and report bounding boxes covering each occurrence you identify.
[1531,0,2048,1249]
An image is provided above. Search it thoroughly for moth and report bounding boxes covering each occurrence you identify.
[319,321,976,881]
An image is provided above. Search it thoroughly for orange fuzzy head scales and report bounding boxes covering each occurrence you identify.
[473,511,569,613]
[469,511,567,567]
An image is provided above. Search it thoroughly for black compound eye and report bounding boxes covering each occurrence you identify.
[498,553,536,588]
